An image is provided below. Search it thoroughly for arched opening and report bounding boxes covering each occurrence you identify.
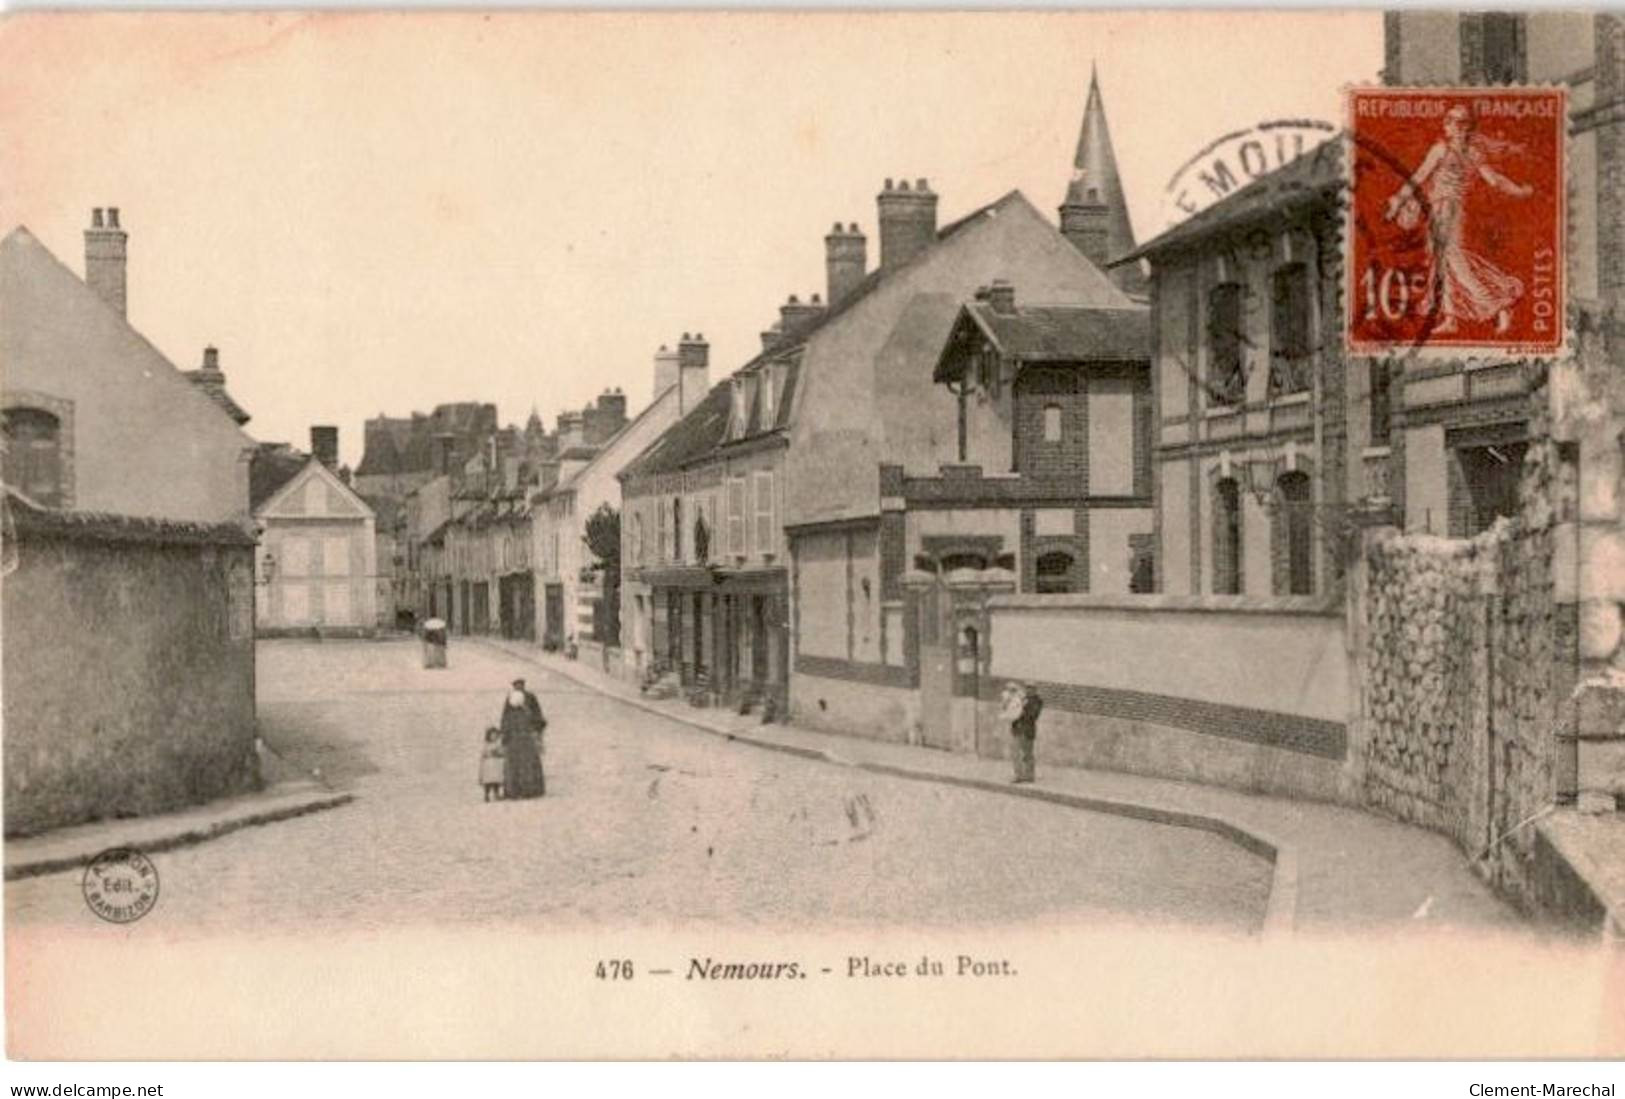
[1278,471,1313,595]
[1213,477,1242,594]
[938,552,987,573]
[1035,551,1075,594]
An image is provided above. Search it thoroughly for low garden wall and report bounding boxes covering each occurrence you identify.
[981,593,1353,801]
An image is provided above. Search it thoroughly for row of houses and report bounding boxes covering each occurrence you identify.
[376,15,1625,918]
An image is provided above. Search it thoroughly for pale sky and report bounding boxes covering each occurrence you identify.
[0,12,1382,467]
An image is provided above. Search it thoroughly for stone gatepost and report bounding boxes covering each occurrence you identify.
[944,567,1017,757]
[1551,309,1625,812]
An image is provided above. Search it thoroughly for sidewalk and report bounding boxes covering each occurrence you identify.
[481,637,1530,939]
[5,743,354,882]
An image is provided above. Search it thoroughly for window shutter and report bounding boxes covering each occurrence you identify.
[727,478,746,555]
[754,472,774,554]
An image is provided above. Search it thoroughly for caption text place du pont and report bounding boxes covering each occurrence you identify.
[680,955,1016,980]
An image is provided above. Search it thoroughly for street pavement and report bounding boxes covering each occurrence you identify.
[4,638,1274,935]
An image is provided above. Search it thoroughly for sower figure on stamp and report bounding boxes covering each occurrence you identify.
[1383,103,1534,336]
[499,677,547,800]
[1008,682,1043,784]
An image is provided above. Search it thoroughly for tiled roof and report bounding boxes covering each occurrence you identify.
[622,192,1023,481]
[619,381,733,481]
[1113,141,1343,267]
[952,303,1149,371]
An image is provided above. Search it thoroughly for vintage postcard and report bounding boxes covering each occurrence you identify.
[3,10,1624,1064]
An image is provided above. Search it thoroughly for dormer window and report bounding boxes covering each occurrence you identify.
[759,366,778,430]
[730,378,749,440]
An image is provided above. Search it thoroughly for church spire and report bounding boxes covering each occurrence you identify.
[1060,64,1142,294]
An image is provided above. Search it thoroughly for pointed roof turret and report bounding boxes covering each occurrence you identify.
[1060,65,1143,294]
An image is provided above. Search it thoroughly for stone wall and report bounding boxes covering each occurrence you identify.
[979,593,1352,801]
[1356,505,1565,899]
[3,510,260,836]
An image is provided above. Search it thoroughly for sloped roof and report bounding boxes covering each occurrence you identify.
[935,303,1148,380]
[620,191,1031,482]
[1113,141,1343,267]
[249,444,309,511]
[254,456,375,521]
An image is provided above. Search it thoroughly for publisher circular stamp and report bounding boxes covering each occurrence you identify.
[82,846,159,924]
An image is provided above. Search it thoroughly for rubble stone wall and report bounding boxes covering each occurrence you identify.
[1357,512,1564,898]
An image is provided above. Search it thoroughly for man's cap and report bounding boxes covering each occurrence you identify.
[511,678,526,687]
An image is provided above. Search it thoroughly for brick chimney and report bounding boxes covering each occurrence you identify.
[84,207,128,317]
[557,410,586,452]
[987,279,1016,314]
[877,179,937,272]
[778,294,826,338]
[677,332,710,416]
[825,221,867,305]
[310,426,339,470]
[596,388,629,434]
[760,322,787,354]
[653,343,681,399]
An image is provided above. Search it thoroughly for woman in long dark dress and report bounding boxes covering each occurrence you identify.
[499,678,546,799]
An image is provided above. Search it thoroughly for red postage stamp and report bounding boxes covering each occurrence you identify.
[1346,86,1566,357]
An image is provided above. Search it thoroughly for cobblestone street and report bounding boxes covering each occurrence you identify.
[7,639,1272,935]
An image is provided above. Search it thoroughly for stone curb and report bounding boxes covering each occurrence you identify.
[4,790,356,882]
[485,641,1299,937]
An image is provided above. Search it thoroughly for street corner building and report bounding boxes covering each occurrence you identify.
[0,211,261,837]
[251,426,379,637]
[780,73,1153,751]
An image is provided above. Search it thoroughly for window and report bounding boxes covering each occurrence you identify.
[1207,282,1246,407]
[281,537,310,577]
[1479,13,1525,84]
[656,501,670,563]
[1369,360,1392,445]
[727,477,746,556]
[1043,404,1063,443]
[694,514,710,563]
[1269,263,1312,397]
[2,407,63,507]
[633,512,646,564]
[753,471,775,556]
[760,368,777,429]
[672,497,683,562]
[323,536,349,577]
[1035,551,1074,594]
[1213,477,1242,594]
[1278,472,1313,595]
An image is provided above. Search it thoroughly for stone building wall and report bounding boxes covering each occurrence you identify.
[3,511,260,837]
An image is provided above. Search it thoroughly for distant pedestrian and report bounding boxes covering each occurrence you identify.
[1009,681,1043,784]
[999,682,1024,781]
[499,677,547,800]
[479,727,506,802]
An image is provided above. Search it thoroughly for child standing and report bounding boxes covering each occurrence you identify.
[479,727,505,802]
